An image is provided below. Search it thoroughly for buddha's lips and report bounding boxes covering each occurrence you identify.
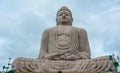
[60,20,68,24]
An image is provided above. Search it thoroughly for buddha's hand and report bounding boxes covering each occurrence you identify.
[63,54,80,60]
[44,53,58,60]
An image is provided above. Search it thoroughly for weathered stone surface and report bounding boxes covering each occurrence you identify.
[12,6,116,72]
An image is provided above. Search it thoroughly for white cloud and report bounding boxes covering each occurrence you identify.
[0,38,5,46]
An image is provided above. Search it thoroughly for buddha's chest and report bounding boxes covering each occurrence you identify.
[56,26,72,46]
[49,26,79,46]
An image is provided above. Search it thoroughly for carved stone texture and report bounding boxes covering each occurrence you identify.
[12,6,116,72]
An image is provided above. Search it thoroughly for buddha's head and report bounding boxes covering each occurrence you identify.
[56,6,73,26]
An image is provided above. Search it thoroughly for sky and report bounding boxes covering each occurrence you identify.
[0,0,120,71]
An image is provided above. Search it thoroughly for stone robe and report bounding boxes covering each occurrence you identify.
[12,25,116,72]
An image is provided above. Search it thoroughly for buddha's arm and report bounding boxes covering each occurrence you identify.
[78,28,91,59]
[38,29,49,59]
[38,28,59,59]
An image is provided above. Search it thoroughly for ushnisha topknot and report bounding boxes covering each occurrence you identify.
[57,6,72,16]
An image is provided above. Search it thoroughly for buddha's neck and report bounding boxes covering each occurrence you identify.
[57,24,72,26]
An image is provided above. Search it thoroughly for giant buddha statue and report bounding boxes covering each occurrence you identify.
[12,6,116,72]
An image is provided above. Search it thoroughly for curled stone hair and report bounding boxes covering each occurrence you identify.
[57,6,72,17]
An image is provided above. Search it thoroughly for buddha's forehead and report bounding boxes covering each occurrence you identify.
[57,10,72,17]
[58,10,70,13]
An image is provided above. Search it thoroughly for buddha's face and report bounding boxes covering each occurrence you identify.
[56,10,73,25]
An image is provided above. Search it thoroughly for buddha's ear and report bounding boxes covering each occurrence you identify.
[56,18,59,25]
[72,17,73,22]
[71,17,73,24]
[69,18,73,26]
[56,18,57,22]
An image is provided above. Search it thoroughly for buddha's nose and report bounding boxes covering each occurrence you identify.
[62,13,66,19]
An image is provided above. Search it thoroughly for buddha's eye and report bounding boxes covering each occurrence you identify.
[65,13,69,16]
[57,31,63,36]
[58,12,63,16]
[65,11,70,16]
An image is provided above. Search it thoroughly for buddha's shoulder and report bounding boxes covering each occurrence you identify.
[73,27,87,33]
[43,27,56,33]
